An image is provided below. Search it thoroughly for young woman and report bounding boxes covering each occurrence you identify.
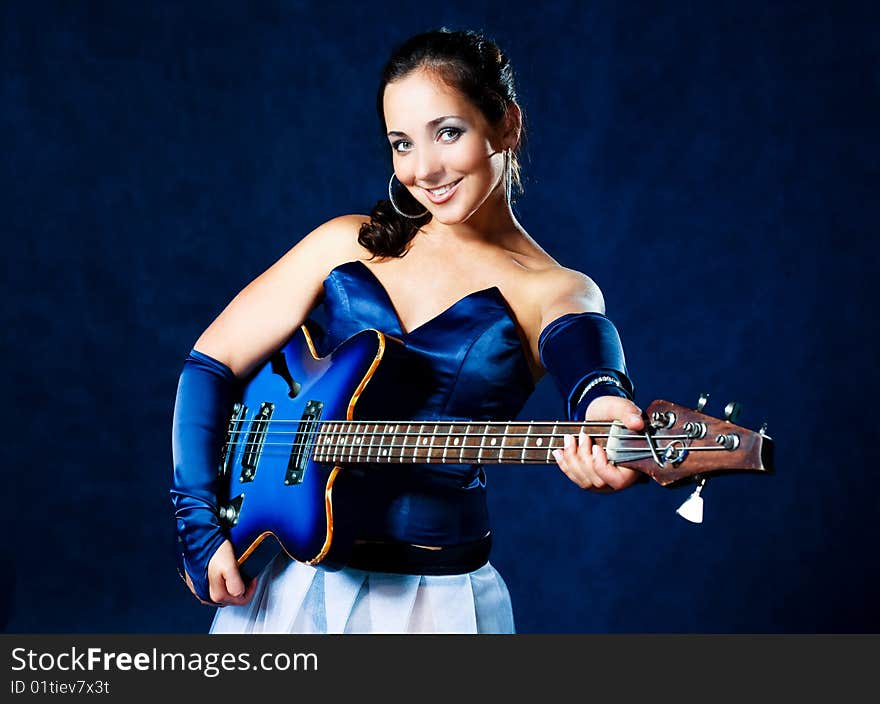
[171,28,645,633]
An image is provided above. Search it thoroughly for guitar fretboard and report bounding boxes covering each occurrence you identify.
[311,421,615,465]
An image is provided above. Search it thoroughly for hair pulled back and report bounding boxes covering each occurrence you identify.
[358,28,525,258]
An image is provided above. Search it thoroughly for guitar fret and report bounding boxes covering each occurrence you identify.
[431,423,439,463]
[414,423,424,462]
[500,424,508,462]
[522,422,532,464]
[349,423,359,463]
[399,423,408,463]
[382,424,393,462]
[357,423,365,462]
[547,422,558,463]
[442,423,451,463]
[478,423,488,463]
[461,424,469,463]
[486,424,500,463]
[368,423,377,462]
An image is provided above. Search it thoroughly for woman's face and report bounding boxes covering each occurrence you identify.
[383,68,508,225]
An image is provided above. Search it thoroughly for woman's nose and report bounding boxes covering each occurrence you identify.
[413,144,444,185]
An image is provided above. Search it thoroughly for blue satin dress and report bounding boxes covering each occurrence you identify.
[210,259,536,634]
[315,259,536,551]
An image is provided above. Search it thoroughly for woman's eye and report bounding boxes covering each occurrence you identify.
[392,140,412,153]
[439,127,462,142]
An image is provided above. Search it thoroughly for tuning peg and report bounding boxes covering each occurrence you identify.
[696,393,709,412]
[759,422,769,436]
[724,401,742,423]
[676,477,706,524]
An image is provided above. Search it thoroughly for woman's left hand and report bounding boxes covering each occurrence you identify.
[552,395,645,492]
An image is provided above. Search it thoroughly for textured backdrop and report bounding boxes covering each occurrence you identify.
[2,0,877,633]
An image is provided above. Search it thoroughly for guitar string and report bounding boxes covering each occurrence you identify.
[222,430,685,446]
[229,419,622,426]
[224,430,677,438]
[225,439,724,455]
[224,428,709,451]
[240,443,723,451]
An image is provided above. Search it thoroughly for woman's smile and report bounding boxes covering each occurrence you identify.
[422,177,463,203]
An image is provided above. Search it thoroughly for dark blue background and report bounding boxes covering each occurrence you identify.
[2,0,877,633]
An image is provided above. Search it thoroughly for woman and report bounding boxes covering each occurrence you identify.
[171,28,645,633]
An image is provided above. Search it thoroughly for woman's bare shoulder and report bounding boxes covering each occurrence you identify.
[513,258,606,330]
[192,214,373,376]
[292,213,373,271]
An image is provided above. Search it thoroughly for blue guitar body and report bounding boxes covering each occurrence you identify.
[220,324,394,578]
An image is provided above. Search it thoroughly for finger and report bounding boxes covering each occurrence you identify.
[223,566,247,600]
[577,429,591,455]
[612,465,643,489]
[553,445,589,489]
[575,429,608,489]
[585,396,645,431]
[577,429,613,487]
[592,444,636,491]
[568,432,604,489]
[218,573,257,607]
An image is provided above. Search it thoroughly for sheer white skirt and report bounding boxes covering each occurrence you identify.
[209,553,515,634]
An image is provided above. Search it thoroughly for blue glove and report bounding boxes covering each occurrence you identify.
[171,349,237,603]
[538,312,635,421]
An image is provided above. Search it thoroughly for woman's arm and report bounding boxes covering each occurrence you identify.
[533,267,645,493]
[194,213,371,378]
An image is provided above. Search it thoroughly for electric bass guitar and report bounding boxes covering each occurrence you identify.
[216,325,774,578]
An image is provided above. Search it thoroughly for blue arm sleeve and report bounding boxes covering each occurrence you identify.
[170,349,237,603]
[538,312,635,421]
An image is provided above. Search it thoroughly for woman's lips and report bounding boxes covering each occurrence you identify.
[422,178,462,204]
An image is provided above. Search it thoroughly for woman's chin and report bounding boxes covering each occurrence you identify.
[429,205,472,226]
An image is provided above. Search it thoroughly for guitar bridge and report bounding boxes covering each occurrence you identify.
[285,400,323,485]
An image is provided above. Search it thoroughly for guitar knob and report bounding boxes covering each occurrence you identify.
[696,393,709,412]
[650,410,676,429]
[724,401,742,423]
[219,504,238,524]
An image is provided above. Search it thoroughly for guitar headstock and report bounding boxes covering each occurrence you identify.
[606,396,774,487]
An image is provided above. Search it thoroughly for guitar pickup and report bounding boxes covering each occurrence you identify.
[218,402,247,479]
[240,402,274,483]
[285,400,323,485]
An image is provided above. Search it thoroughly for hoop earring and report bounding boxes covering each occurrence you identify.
[504,148,512,207]
[388,173,428,218]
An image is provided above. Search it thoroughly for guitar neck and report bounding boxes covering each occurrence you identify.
[312,420,624,466]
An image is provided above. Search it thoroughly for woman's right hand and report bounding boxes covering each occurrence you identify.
[183,540,258,607]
